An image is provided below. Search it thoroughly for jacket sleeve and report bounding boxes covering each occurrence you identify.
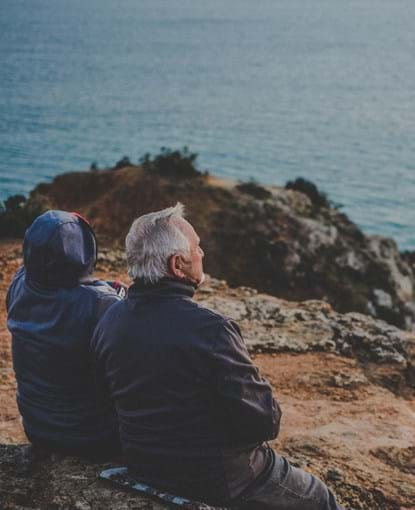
[210,319,282,444]
[5,267,25,313]
[90,312,114,410]
[89,289,122,408]
[91,282,123,324]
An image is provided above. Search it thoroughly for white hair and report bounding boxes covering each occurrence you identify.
[125,203,190,284]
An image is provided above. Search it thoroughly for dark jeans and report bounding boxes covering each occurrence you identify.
[26,431,122,462]
[234,453,345,510]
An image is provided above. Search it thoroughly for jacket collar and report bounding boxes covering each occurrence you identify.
[128,277,196,304]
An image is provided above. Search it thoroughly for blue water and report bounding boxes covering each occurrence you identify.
[1,0,415,249]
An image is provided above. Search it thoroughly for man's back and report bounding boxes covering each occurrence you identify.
[92,278,280,505]
[6,210,120,451]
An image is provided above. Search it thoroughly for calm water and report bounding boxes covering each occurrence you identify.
[1,0,414,249]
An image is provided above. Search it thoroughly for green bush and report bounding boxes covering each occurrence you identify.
[113,156,132,170]
[140,147,202,179]
[0,195,44,238]
[285,177,330,209]
[236,179,272,200]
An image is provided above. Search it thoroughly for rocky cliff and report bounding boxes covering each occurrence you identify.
[15,160,413,331]
[1,243,414,509]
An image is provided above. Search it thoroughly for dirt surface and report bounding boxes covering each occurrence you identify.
[257,353,415,509]
[1,240,414,509]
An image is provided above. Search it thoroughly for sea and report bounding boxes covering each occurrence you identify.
[1,0,414,249]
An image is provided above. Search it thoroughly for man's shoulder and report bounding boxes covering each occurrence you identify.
[183,300,245,355]
[76,280,122,321]
[90,296,129,352]
[186,298,233,331]
[94,293,128,323]
[79,280,121,302]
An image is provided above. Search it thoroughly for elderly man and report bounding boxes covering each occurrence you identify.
[91,203,345,509]
[7,210,122,458]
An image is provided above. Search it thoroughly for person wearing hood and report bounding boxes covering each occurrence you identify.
[6,210,123,458]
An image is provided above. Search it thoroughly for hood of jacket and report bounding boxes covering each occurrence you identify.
[23,210,97,287]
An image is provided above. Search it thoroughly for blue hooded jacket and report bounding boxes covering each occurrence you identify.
[6,210,121,447]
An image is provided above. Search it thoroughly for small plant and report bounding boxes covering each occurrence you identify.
[113,156,132,170]
[285,177,330,209]
[236,179,272,200]
[0,195,44,238]
[140,147,202,179]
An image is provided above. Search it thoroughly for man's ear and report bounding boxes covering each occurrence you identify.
[168,253,186,279]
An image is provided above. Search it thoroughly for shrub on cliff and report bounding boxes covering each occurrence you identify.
[285,177,330,210]
[0,195,44,238]
[113,156,132,170]
[236,179,272,200]
[140,147,203,179]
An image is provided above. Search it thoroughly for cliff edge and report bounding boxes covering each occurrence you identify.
[10,159,412,331]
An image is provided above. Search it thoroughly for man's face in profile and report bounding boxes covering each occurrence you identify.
[173,217,205,287]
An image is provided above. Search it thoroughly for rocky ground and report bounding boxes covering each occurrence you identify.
[1,241,414,509]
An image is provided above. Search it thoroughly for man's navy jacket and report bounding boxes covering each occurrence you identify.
[6,210,120,448]
[91,278,282,505]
